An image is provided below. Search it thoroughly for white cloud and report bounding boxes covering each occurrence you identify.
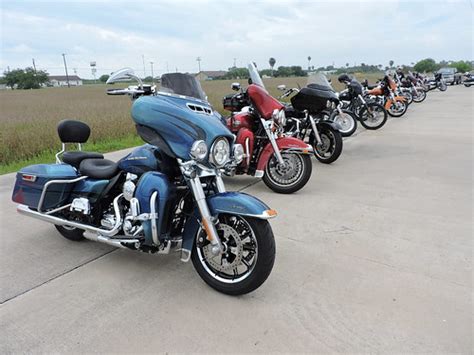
[0,1,472,77]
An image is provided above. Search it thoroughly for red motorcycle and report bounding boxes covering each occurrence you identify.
[222,63,313,194]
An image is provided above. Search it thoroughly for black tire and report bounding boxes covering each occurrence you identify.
[262,153,312,194]
[55,225,85,241]
[191,215,276,296]
[403,92,413,105]
[412,89,427,103]
[386,100,408,117]
[311,126,343,164]
[358,103,388,129]
[438,82,447,91]
[464,83,471,87]
[328,109,357,137]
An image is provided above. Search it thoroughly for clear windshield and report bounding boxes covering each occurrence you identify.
[307,73,334,90]
[248,62,266,89]
[160,73,207,101]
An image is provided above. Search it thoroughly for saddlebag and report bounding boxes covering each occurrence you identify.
[12,164,78,210]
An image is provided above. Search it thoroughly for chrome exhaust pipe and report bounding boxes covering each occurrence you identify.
[83,232,139,249]
[16,194,124,237]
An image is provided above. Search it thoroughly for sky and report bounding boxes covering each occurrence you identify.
[1,0,473,78]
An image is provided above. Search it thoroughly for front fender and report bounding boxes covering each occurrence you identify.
[255,136,312,173]
[180,192,276,261]
[318,120,341,131]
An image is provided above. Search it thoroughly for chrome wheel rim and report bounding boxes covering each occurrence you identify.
[363,106,385,127]
[335,113,354,133]
[196,215,258,284]
[315,131,335,158]
[266,152,304,187]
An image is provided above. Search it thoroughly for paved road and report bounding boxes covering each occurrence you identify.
[1,86,472,353]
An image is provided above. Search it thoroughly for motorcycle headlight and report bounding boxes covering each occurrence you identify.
[233,144,244,164]
[210,138,230,167]
[189,140,208,161]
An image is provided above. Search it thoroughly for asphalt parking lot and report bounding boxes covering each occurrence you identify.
[0,86,472,353]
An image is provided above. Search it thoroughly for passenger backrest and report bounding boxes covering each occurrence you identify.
[57,120,91,143]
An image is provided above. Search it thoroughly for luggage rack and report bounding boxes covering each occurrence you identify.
[37,176,88,214]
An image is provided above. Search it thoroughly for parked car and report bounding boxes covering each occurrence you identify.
[437,67,462,85]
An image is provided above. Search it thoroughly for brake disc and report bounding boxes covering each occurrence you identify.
[202,224,244,273]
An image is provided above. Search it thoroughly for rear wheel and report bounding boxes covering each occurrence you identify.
[191,214,275,296]
[311,126,343,164]
[359,103,388,129]
[55,225,85,241]
[328,109,357,137]
[263,152,312,194]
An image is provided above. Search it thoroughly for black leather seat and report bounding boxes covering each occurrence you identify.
[79,158,119,179]
[63,151,104,168]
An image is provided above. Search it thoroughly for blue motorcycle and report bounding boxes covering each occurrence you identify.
[12,68,276,295]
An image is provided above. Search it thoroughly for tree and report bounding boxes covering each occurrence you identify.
[413,58,438,73]
[99,74,110,83]
[389,60,394,68]
[269,57,276,76]
[449,60,472,73]
[307,56,312,71]
[223,67,249,79]
[3,67,48,89]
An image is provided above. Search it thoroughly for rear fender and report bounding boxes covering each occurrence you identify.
[255,136,312,176]
[180,192,276,261]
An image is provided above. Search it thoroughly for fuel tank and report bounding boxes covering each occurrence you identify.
[131,94,234,160]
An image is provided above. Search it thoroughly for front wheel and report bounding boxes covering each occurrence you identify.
[328,109,357,137]
[438,82,447,91]
[358,103,388,129]
[191,214,276,295]
[263,152,312,194]
[412,89,427,103]
[387,100,408,117]
[311,126,343,164]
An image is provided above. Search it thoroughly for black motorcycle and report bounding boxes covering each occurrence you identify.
[463,73,474,87]
[277,73,343,164]
[337,74,388,131]
[425,72,447,92]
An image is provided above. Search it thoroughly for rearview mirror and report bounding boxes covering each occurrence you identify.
[107,68,143,89]
[231,82,241,91]
[277,84,286,91]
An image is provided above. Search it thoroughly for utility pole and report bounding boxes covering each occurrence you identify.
[196,57,201,80]
[32,58,37,73]
[150,61,154,84]
[62,53,70,88]
[142,54,146,78]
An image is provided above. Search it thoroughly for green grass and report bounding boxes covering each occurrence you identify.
[0,134,143,175]
[0,73,382,174]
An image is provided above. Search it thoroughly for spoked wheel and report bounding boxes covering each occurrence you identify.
[263,152,312,194]
[358,103,388,129]
[402,92,413,105]
[387,100,408,117]
[311,126,343,164]
[412,89,427,103]
[328,109,357,137]
[191,214,276,295]
[55,225,85,241]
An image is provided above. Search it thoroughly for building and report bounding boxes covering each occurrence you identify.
[48,75,83,87]
[194,71,227,81]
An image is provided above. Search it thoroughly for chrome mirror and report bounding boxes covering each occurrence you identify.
[107,68,143,89]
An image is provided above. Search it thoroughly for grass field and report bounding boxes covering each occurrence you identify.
[0,73,381,174]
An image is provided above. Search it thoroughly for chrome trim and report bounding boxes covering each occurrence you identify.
[150,191,159,245]
[180,249,192,262]
[188,175,223,254]
[17,194,124,237]
[212,209,277,220]
[84,232,139,249]
[209,137,231,168]
[308,115,322,145]
[245,138,251,167]
[215,174,226,193]
[260,119,284,165]
[254,170,264,178]
[186,103,212,115]
[55,143,66,163]
[37,176,88,213]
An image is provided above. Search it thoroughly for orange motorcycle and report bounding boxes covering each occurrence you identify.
[365,75,408,117]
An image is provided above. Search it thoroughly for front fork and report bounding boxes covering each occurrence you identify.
[307,113,322,145]
[179,162,224,255]
[261,118,285,165]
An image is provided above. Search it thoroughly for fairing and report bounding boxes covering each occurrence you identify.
[132,94,233,160]
[247,84,284,119]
